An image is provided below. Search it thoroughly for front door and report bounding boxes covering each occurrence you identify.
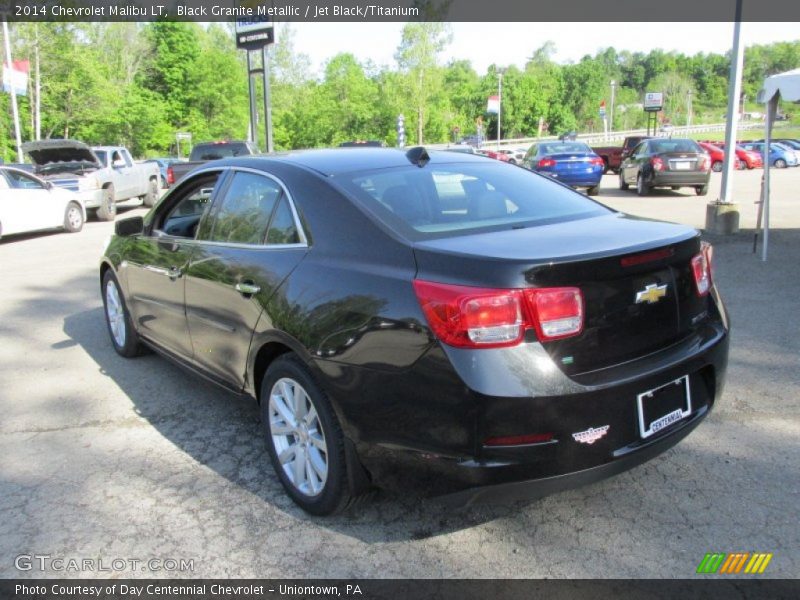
[123,171,224,359]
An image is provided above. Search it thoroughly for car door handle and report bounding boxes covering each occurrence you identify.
[144,265,183,279]
[235,281,261,296]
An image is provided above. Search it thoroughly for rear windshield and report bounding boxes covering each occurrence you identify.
[538,142,592,154]
[337,162,610,240]
[190,143,251,161]
[649,139,701,153]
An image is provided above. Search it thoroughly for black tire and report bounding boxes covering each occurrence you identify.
[102,269,146,358]
[602,157,610,174]
[587,185,599,196]
[774,159,787,169]
[636,173,651,196]
[143,177,159,207]
[695,185,709,196]
[260,355,355,515]
[63,202,84,233]
[711,161,723,172]
[619,172,629,190]
[96,185,116,221]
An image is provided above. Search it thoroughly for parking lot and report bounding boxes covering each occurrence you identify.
[0,166,797,578]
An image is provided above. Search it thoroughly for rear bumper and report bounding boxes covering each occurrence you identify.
[439,404,708,507]
[342,314,728,502]
[650,171,711,187]
[537,169,603,188]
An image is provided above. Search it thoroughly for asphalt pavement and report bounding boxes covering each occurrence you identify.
[0,169,797,578]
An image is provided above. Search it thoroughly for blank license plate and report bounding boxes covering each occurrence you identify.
[637,375,692,439]
[673,161,692,170]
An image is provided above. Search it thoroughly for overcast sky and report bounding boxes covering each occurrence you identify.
[284,22,800,76]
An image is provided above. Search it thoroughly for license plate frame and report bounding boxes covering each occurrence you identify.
[637,375,692,439]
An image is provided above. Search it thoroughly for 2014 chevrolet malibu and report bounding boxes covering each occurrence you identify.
[100,148,729,515]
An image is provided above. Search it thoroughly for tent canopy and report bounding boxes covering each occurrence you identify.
[759,68,800,104]
[755,68,800,261]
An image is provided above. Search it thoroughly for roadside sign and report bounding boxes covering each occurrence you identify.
[487,95,500,114]
[644,92,664,112]
[235,18,274,50]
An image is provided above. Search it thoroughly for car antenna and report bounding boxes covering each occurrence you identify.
[406,146,430,168]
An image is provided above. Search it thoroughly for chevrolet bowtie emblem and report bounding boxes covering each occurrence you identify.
[635,283,668,304]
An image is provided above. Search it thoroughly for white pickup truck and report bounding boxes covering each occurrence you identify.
[22,140,160,221]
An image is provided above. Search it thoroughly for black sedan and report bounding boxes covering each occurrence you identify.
[100,148,729,514]
[619,138,711,196]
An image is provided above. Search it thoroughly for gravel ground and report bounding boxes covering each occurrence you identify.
[0,168,797,579]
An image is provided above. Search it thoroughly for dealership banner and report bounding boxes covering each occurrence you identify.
[1,579,799,600]
[2,60,29,96]
[2,0,800,22]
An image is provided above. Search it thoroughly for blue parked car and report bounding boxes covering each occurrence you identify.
[522,141,604,195]
[740,142,798,168]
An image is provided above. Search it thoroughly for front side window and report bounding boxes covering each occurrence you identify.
[208,172,282,245]
[339,162,609,240]
[158,174,221,238]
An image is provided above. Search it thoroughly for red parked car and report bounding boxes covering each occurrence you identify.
[698,142,742,172]
[711,142,763,169]
[478,149,510,162]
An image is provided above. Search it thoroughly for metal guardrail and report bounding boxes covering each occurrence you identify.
[429,121,770,151]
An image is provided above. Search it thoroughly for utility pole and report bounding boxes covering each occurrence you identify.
[2,20,23,162]
[706,0,744,234]
[261,44,273,153]
[609,80,616,135]
[497,67,505,150]
[34,23,40,140]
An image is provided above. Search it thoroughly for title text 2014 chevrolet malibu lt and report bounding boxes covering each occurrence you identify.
[100,148,729,515]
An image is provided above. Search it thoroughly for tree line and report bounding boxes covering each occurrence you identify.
[1,21,798,162]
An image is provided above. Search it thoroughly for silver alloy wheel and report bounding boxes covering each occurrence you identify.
[105,280,126,347]
[269,377,328,497]
[67,206,82,229]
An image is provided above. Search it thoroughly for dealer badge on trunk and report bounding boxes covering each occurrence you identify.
[572,425,610,445]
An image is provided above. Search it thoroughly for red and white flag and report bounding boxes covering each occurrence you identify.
[3,59,29,96]
[487,95,500,114]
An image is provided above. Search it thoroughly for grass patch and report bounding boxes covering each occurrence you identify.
[691,125,800,143]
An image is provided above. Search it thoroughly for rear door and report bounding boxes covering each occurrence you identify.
[184,168,308,387]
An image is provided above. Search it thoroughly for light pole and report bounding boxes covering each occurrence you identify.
[687,90,693,127]
[609,80,616,135]
[497,67,505,150]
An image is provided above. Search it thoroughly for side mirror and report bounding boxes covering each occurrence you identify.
[113,159,126,168]
[45,181,54,190]
[115,216,144,237]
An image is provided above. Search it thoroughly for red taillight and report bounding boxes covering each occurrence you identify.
[650,157,665,171]
[412,280,584,349]
[698,155,710,171]
[538,158,556,168]
[523,287,584,341]
[484,432,554,447]
[167,166,175,185]
[412,281,524,348]
[589,157,605,166]
[620,247,675,267]
[691,243,714,296]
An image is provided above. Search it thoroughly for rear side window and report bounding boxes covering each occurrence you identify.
[266,197,300,245]
[340,162,609,240]
[208,172,281,245]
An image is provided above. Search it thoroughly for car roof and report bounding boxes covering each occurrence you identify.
[210,148,490,177]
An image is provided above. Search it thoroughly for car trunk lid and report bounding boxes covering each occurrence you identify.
[413,213,707,375]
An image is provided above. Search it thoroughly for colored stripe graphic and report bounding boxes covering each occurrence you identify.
[744,553,773,574]
[697,553,726,574]
[698,552,773,574]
